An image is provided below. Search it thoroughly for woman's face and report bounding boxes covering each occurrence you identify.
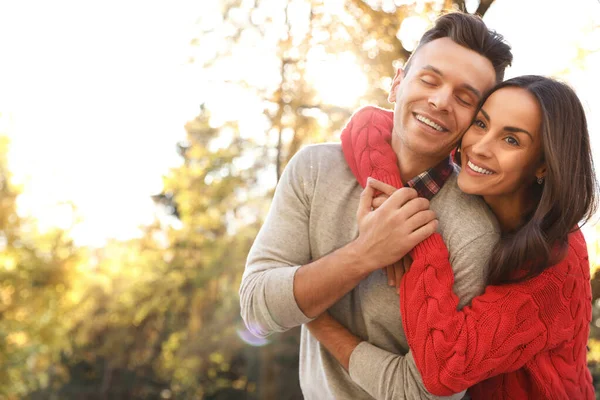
[457,87,545,202]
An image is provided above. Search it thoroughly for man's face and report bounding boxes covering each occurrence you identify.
[389,37,497,162]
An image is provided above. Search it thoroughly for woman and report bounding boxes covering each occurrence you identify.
[309,76,597,399]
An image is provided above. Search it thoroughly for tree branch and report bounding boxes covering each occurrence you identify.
[475,0,495,17]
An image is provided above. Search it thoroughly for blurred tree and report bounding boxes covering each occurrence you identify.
[0,135,83,398]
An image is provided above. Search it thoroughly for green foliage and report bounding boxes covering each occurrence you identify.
[0,136,82,397]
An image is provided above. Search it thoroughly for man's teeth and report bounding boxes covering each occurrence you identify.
[416,114,444,132]
[467,160,493,175]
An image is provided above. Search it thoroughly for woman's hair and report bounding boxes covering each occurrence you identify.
[467,75,597,285]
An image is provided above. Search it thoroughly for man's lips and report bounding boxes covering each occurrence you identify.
[413,112,449,132]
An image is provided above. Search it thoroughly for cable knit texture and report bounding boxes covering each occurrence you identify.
[342,109,595,399]
[341,105,403,190]
[402,232,593,399]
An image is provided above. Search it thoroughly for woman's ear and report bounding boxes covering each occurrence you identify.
[535,163,547,182]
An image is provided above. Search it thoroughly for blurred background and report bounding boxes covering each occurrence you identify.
[0,0,599,398]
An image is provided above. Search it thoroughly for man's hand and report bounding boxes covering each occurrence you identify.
[351,178,437,274]
[369,180,424,288]
[370,186,408,288]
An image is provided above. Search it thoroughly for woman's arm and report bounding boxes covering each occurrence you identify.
[401,232,585,396]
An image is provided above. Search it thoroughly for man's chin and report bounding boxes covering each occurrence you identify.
[405,140,454,160]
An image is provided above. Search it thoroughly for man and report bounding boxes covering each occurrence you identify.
[240,12,513,399]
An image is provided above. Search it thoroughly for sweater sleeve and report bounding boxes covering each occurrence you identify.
[239,147,315,337]
[400,233,564,396]
[348,343,467,400]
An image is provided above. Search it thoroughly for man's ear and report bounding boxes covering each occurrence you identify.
[387,68,405,103]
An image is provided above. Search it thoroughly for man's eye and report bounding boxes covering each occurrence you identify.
[457,96,472,107]
[420,79,435,86]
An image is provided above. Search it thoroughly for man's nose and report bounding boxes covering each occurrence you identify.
[428,87,452,112]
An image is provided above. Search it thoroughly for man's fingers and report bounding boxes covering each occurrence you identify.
[371,195,389,210]
[386,265,395,286]
[380,187,419,212]
[357,182,376,221]
[405,209,437,233]
[391,196,429,221]
[409,219,438,244]
[367,178,397,196]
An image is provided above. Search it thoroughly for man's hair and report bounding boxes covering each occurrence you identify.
[405,12,513,82]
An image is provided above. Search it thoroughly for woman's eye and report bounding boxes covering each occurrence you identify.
[420,79,435,86]
[504,136,520,146]
[473,119,486,129]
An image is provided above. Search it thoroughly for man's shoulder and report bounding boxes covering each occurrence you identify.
[291,143,348,173]
[295,142,344,159]
[432,172,500,237]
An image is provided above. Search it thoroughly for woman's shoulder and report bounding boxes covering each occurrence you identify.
[531,229,591,285]
[563,228,591,279]
[567,229,588,256]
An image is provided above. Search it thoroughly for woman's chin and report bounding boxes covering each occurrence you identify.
[457,173,482,196]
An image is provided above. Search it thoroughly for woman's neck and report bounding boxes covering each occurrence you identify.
[484,189,535,234]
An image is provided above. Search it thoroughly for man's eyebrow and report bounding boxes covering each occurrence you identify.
[479,109,534,141]
[462,84,482,99]
[422,65,443,76]
[421,65,482,99]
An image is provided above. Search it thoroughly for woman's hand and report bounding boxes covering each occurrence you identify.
[386,261,405,288]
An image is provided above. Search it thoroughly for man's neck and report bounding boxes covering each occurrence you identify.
[393,137,445,183]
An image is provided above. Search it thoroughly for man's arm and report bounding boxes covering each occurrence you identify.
[307,313,466,400]
[239,148,437,337]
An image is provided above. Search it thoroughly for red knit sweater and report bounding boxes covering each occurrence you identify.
[341,106,595,399]
[403,232,593,399]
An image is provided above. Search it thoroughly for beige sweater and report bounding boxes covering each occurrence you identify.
[240,143,500,399]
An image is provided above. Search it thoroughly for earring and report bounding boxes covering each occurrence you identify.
[452,147,461,164]
[537,176,544,185]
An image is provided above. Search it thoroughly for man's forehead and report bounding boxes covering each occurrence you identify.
[411,38,496,91]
